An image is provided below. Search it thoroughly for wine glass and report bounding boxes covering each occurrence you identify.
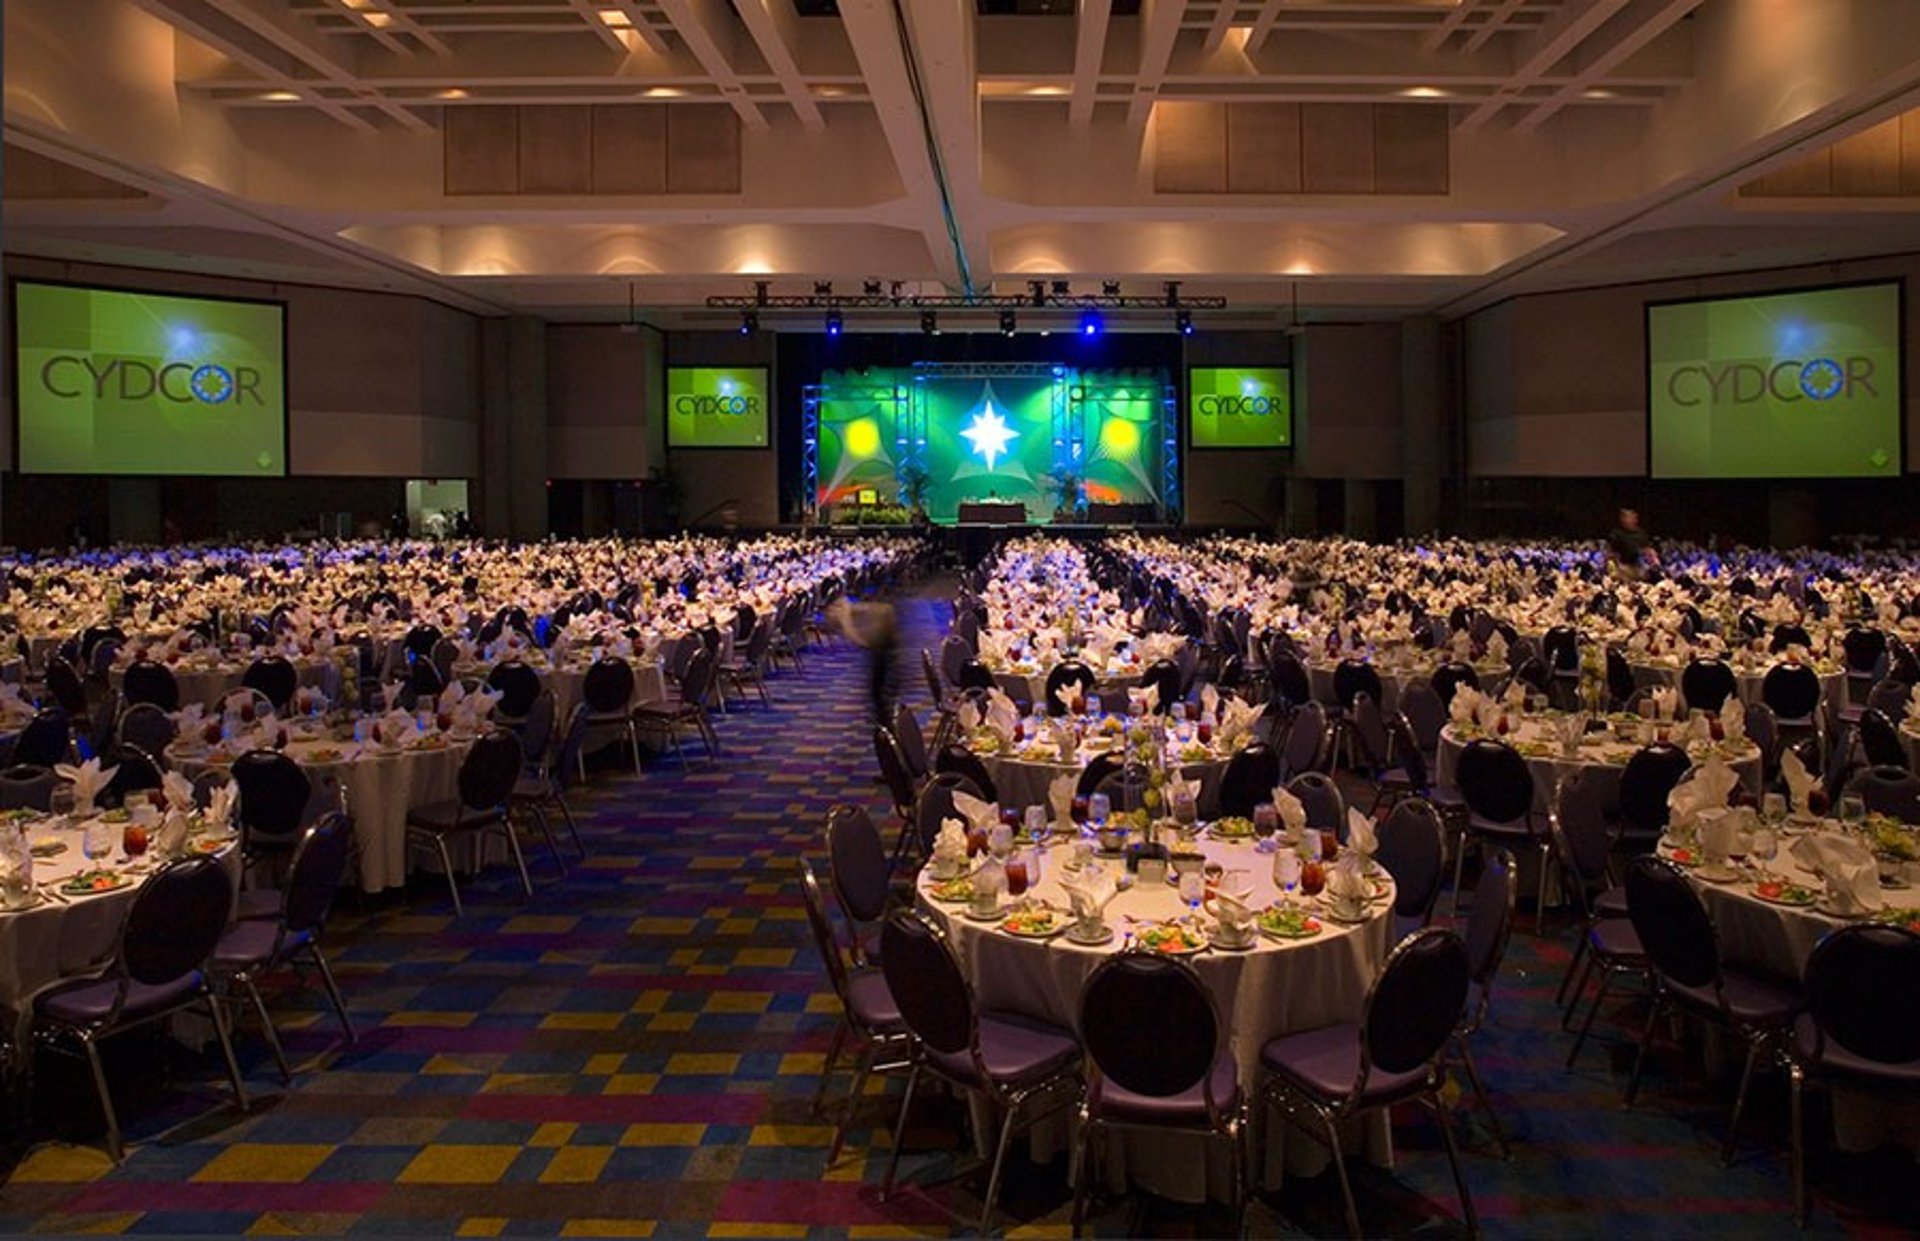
[1171,786,1197,831]
[1088,792,1110,827]
[1274,850,1301,904]
[1253,804,1277,840]
[49,783,76,822]
[1840,794,1867,830]
[1178,868,1205,923]
[1023,804,1049,846]
[82,820,114,867]
[1762,792,1787,830]
[1750,825,1778,878]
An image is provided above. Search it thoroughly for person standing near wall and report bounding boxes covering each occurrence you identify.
[1607,507,1658,581]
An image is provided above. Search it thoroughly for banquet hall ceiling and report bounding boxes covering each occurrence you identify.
[6,0,1920,327]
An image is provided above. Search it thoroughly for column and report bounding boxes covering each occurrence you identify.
[1400,316,1444,537]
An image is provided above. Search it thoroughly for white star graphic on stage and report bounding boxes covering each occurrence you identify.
[961,402,1018,471]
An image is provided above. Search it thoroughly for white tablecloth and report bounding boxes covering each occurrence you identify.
[109,655,331,710]
[982,748,1233,818]
[1631,659,1845,718]
[1436,719,1763,813]
[918,834,1394,1201]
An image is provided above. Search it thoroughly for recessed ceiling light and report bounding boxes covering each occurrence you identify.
[261,90,300,101]
[1584,88,1615,99]
[1399,86,1447,98]
[597,7,633,28]
[437,88,468,100]
[645,86,685,98]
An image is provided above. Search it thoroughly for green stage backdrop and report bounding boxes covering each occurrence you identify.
[15,282,286,475]
[813,366,1166,523]
[666,367,770,448]
[1188,366,1292,448]
[1648,283,1902,478]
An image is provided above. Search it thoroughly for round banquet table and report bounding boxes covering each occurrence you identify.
[1626,657,1846,717]
[975,736,1235,818]
[987,667,1142,711]
[917,833,1395,1201]
[1660,834,1920,1152]
[1307,655,1509,715]
[110,654,332,710]
[1,814,241,1048]
[1436,718,1763,813]
[170,731,470,893]
[455,656,668,724]
[1897,722,1920,773]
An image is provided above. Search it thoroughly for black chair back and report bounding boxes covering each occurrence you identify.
[457,730,524,810]
[517,690,558,767]
[1400,683,1444,755]
[956,659,996,693]
[1044,662,1097,716]
[873,726,916,816]
[1363,928,1470,1076]
[1455,739,1534,826]
[1625,855,1721,990]
[826,804,889,923]
[285,812,355,935]
[1847,764,1920,822]
[1859,708,1908,771]
[1217,741,1281,819]
[582,658,636,714]
[1267,652,1311,712]
[233,749,313,842]
[1281,701,1326,776]
[1771,623,1813,654]
[1464,849,1517,989]
[891,702,929,779]
[116,703,175,760]
[1619,743,1692,839]
[1762,662,1822,722]
[0,764,56,811]
[1553,769,1613,893]
[1606,647,1638,708]
[45,657,89,718]
[1866,678,1910,724]
[880,910,974,1057]
[1080,954,1220,1111]
[1543,627,1579,674]
[1141,659,1183,714]
[403,625,443,662]
[103,745,165,808]
[1352,692,1392,768]
[487,661,542,719]
[1842,628,1887,676]
[1332,660,1383,711]
[242,656,299,712]
[1803,924,1920,1066]
[1094,764,1153,814]
[121,661,180,712]
[1430,662,1480,709]
[1075,751,1125,799]
[915,771,982,855]
[1376,798,1446,924]
[1286,771,1345,834]
[1680,659,1737,714]
[935,744,998,803]
[124,855,231,988]
[799,860,855,1005]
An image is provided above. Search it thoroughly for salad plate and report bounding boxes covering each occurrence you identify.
[1257,906,1324,940]
[1209,816,1256,840]
[1064,922,1114,946]
[1751,880,1817,907]
[61,870,131,896]
[927,875,975,903]
[1135,921,1208,955]
[1002,906,1064,938]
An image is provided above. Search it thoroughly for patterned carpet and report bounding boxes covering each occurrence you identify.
[1,576,1914,1237]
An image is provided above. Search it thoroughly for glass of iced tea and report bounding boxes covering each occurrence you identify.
[1300,859,1327,897]
[1005,857,1029,899]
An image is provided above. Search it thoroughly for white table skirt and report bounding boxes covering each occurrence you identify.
[985,754,1232,819]
[1436,722,1763,813]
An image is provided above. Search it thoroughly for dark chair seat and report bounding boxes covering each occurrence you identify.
[511,772,554,801]
[1593,887,1630,919]
[406,799,501,834]
[927,1010,1079,1089]
[1588,916,1644,960]
[39,972,202,1026]
[235,889,282,921]
[211,918,314,970]
[1093,1048,1239,1124]
[1260,1022,1431,1107]
[1791,1013,1920,1086]
[1466,814,1539,841]
[844,969,902,1030]
[1667,965,1803,1027]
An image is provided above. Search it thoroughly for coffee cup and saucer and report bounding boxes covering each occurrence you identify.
[1066,916,1113,946]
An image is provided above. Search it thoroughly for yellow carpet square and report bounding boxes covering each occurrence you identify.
[703,992,771,1014]
[529,1122,577,1148]
[584,1053,624,1075]
[647,1012,697,1032]
[397,1145,520,1184]
[194,1144,335,1183]
[618,1123,707,1146]
[9,1144,115,1183]
[539,1145,612,1183]
[666,1053,739,1075]
[604,1072,661,1094]
[733,948,794,968]
[453,1221,507,1238]
[539,1011,623,1031]
[559,1222,656,1239]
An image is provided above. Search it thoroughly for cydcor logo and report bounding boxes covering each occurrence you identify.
[1197,394,1282,416]
[1666,356,1877,406]
[674,395,760,416]
[39,356,266,406]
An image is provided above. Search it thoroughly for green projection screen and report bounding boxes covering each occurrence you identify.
[1188,366,1291,449]
[1648,283,1902,479]
[666,367,770,448]
[812,366,1167,523]
[14,281,286,476]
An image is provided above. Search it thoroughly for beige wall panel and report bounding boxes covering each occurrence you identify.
[666,107,742,194]
[1372,105,1449,195]
[1152,102,1228,194]
[591,105,668,195]
[518,106,593,195]
[1300,104,1375,194]
[1225,104,1301,194]
[443,106,520,196]
[1830,117,1901,196]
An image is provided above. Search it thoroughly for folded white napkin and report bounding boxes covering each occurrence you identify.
[1060,862,1118,920]
[1048,772,1077,832]
[1200,682,1220,720]
[1346,807,1377,858]
[1781,748,1817,816]
[985,689,1019,740]
[162,770,196,814]
[1487,631,1509,664]
[951,789,1001,832]
[1217,696,1266,743]
[206,780,238,833]
[1698,808,1739,862]
[1504,678,1527,709]
[155,808,192,860]
[54,757,118,817]
[1327,852,1370,904]
[0,841,31,892]
[1052,682,1076,712]
[1668,755,1738,829]
[375,708,417,747]
[932,818,969,872]
[1652,686,1679,721]
[1140,681,1160,714]
[1719,696,1746,743]
[1448,685,1482,727]
[1791,832,1883,912]
[1628,630,1650,657]
[1273,786,1306,841]
[1557,712,1588,755]
[173,702,208,736]
[958,699,982,734]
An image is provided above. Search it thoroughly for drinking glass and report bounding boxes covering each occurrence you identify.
[1274,850,1301,902]
[1086,694,1102,718]
[1750,826,1778,877]
[1840,794,1867,829]
[1023,804,1049,844]
[1070,795,1090,827]
[1178,869,1205,920]
[49,784,76,821]
[1171,786,1197,830]
[988,824,1013,860]
[1299,859,1327,898]
[1762,792,1787,827]
[82,821,114,865]
[1005,856,1029,899]
[1253,804,1278,839]
[1088,792,1111,826]
[122,821,149,862]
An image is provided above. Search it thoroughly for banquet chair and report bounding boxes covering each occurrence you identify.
[1374,797,1447,940]
[511,700,591,862]
[826,804,891,962]
[1856,708,1908,771]
[120,659,180,712]
[405,729,531,917]
[1845,763,1920,821]
[934,743,998,804]
[666,633,702,685]
[1550,769,1628,992]
[1543,626,1582,709]
[1614,743,1691,853]
[1072,953,1246,1237]
[1278,701,1328,781]
[1140,658,1183,715]
[1258,927,1476,1240]
[429,638,459,686]
[1865,677,1909,726]
[1348,692,1395,782]
[1624,856,1805,1164]
[579,655,642,773]
[1044,661,1097,716]
[1430,661,1480,710]
[634,647,721,766]
[1744,701,1780,782]
[1074,751,1125,801]
[84,689,121,762]
[403,655,448,709]
[878,910,1082,1235]
[29,854,248,1161]
[1762,662,1823,737]
[1328,659,1383,770]
[1787,923,1920,1225]
[1286,771,1346,837]
[489,661,542,730]
[921,649,962,752]
[1217,741,1281,819]
[939,633,972,689]
[209,812,357,1083]
[242,655,299,713]
[1841,627,1887,705]
[1448,847,1519,1160]
[718,615,775,710]
[233,749,314,881]
[1450,739,1551,927]
[1094,764,1153,814]
[873,726,921,865]
[890,702,931,785]
[1888,635,1920,688]
[956,658,996,693]
[1605,648,1638,711]
[798,860,909,1167]
[501,690,570,874]
[1555,820,1652,1073]
[14,706,75,769]
[102,744,165,810]
[45,656,90,723]
[0,763,57,810]
[1680,658,1738,715]
[115,702,175,761]
[402,623,442,662]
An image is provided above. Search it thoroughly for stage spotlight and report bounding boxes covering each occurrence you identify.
[813,281,833,296]
[739,310,758,336]
[1176,309,1193,336]
[1000,309,1017,336]
[1101,280,1121,297]
[921,310,939,335]
[1051,280,1072,297]
[1079,309,1103,337]
[824,309,843,336]
[862,279,883,296]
